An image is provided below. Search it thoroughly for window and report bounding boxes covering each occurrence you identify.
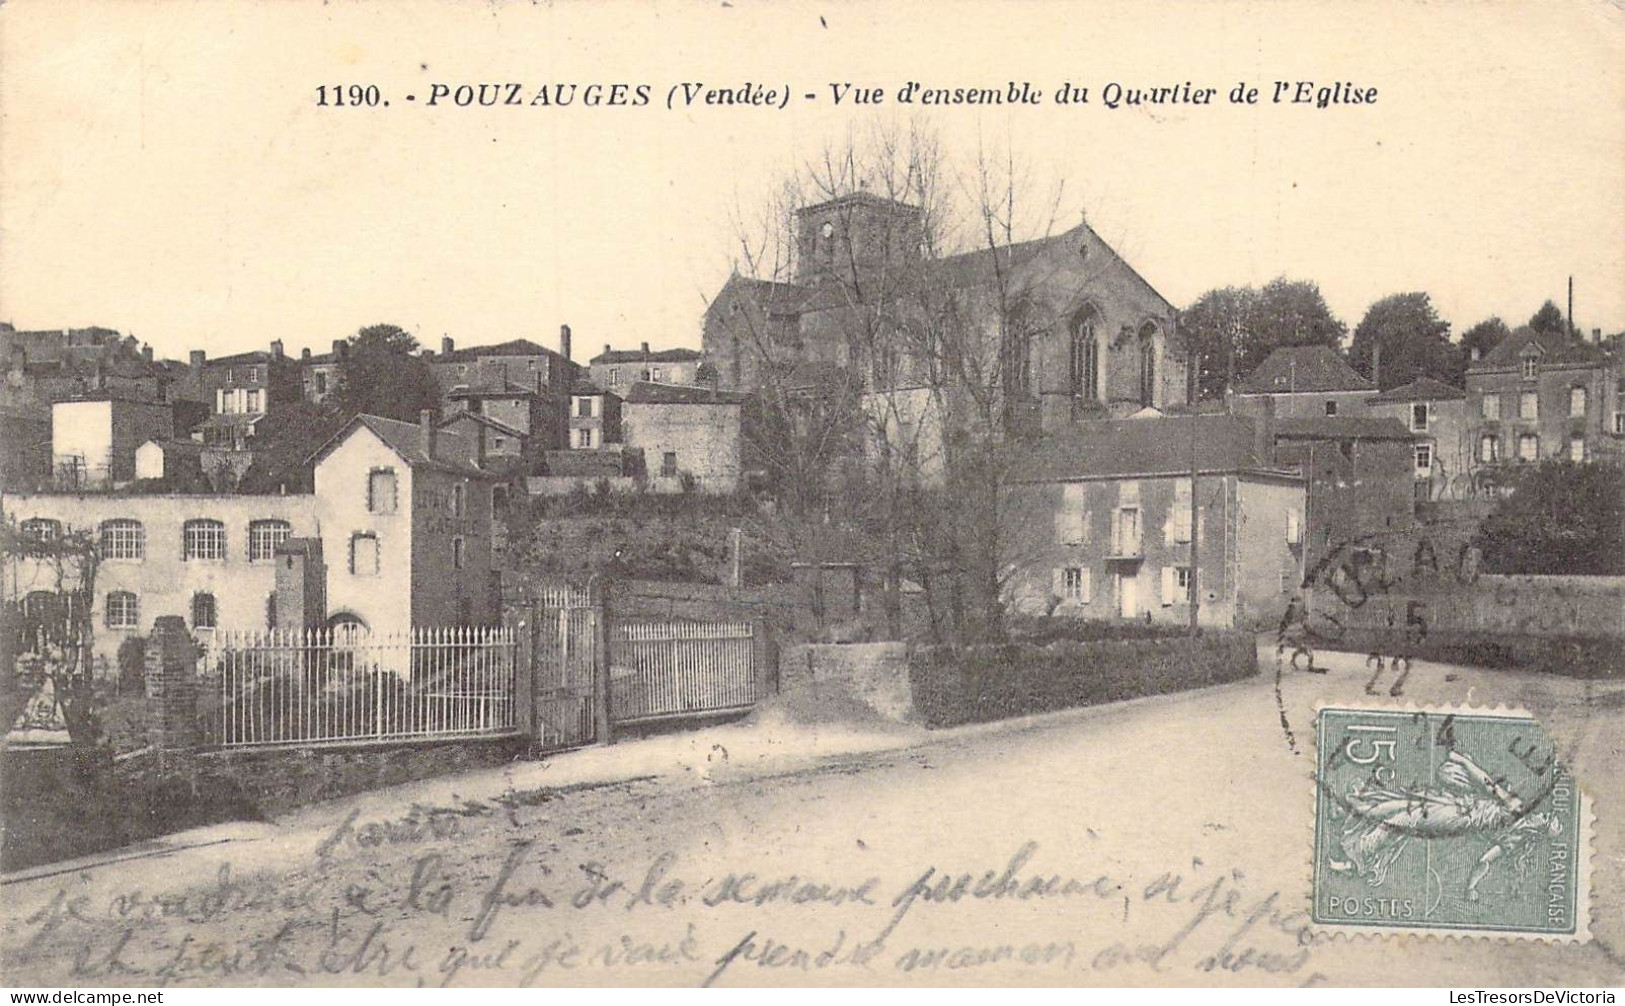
[1480,434,1500,463]
[1138,326,1158,408]
[1171,478,1193,543]
[1518,434,1539,462]
[314,372,327,395]
[367,468,397,514]
[1068,307,1100,401]
[250,366,263,383]
[1161,566,1192,606]
[106,591,138,629]
[451,483,465,517]
[20,518,61,541]
[350,532,380,576]
[1410,403,1430,432]
[1616,412,1625,436]
[191,592,217,630]
[1112,507,1141,556]
[248,519,291,562]
[1055,566,1090,604]
[1054,484,1087,544]
[608,367,620,386]
[1414,444,1433,479]
[452,537,465,570]
[99,519,145,561]
[183,519,226,560]
[1519,391,1538,420]
[1482,394,1501,420]
[651,367,665,382]
[1570,386,1587,418]
[1286,508,1302,545]
[577,397,595,418]
[1324,400,1338,417]
[1569,435,1585,462]
[1522,356,1539,380]
[493,437,506,450]
[246,389,263,413]
[662,451,678,477]
[576,428,593,448]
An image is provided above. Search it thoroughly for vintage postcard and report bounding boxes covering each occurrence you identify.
[0,0,1621,992]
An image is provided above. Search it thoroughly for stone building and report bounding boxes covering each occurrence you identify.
[621,381,754,493]
[178,342,304,451]
[1007,413,1305,628]
[298,340,349,405]
[588,343,705,394]
[1232,345,1377,420]
[701,191,1188,441]
[1465,327,1622,468]
[424,332,579,451]
[568,380,622,449]
[49,397,176,489]
[4,411,500,666]
[1361,377,1470,501]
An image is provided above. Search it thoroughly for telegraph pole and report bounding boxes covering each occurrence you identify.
[1188,352,1201,634]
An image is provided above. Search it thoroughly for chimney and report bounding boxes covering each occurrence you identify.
[559,324,572,362]
[420,409,437,460]
[603,343,611,360]
[641,341,650,356]
[141,344,153,363]
[270,339,285,359]
[331,339,346,360]
[475,425,487,469]
[301,347,311,361]
[1593,328,1602,345]
[1253,395,1276,466]
[442,335,455,356]
[189,349,206,371]
[1370,343,1381,389]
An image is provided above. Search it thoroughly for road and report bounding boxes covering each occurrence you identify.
[2,645,1621,988]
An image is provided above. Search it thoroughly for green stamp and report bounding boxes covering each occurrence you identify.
[1314,707,1585,937]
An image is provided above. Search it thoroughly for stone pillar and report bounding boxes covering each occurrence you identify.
[145,615,199,757]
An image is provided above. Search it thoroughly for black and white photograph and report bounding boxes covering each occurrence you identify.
[0,0,1621,992]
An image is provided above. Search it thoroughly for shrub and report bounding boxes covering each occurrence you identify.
[116,635,147,695]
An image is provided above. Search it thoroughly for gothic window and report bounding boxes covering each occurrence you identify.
[1138,322,1159,408]
[1069,306,1101,401]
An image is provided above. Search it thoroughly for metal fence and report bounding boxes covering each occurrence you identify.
[199,626,518,749]
[609,620,757,723]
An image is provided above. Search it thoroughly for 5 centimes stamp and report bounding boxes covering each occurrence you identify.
[1313,707,1588,940]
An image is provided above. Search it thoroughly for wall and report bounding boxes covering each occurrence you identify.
[1273,434,1414,578]
[1364,396,1472,500]
[441,413,525,462]
[622,401,742,492]
[2,491,317,665]
[1467,360,1613,464]
[312,427,413,637]
[1234,478,1307,628]
[409,466,497,628]
[50,400,113,484]
[777,642,913,723]
[1234,390,1372,421]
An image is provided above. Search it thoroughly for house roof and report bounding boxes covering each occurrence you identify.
[1472,326,1604,371]
[201,350,275,367]
[446,379,536,398]
[196,412,265,431]
[1236,345,1375,394]
[1019,414,1295,482]
[1270,417,1414,440]
[432,339,560,363]
[590,346,702,365]
[306,413,498,479]
[438,411,527,439]
[1364,377,1465,404]
[623,381,753,406]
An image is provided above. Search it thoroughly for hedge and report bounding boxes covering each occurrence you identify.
[909,630,1258,728]
[1314,629,1622,681]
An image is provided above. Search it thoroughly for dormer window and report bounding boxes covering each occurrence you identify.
[1522,354,1539,380]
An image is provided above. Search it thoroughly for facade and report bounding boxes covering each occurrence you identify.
[1265,416,1416,577]
[439,411,528,468]
[621,381,753,493]
[701,191,1189,432]
[568,383,622,449]
[49,397,175,489]
[1007,413,1306,628]
[1232,345,1378,420]
[4,412,500,666]
[298,340,349,405]
[1361,377,1470,501]
[179,342,304,450]
[1465,328,1622,469]
[424,333,578,451]
[589,343,704,394]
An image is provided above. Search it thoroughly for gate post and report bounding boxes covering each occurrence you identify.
[592,578,614,745]
[506,598,536,740]
[145,615,199,767]
[751,616,775,699]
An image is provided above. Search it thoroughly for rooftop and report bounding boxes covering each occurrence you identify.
[590,346,703,365]
[623,381,754,406]
[430,338,560,363]
[1270,417,1415,440]
[1472,327,1606,371]
[308,413,497,479]
[1364,377,1466,404]
[1236,345,1375,394]
[1018,414,1294,482]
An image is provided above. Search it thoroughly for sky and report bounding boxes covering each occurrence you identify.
[1,0,1622,364]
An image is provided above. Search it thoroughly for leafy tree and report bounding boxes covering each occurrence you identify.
[1459,316,1511,368]
[1348,292,1457,391]
[1181,277,1346,400]
[1474,460,1624,575]
[329,324,443,423]
[238,400,346,493]
[1527,300,1570,338]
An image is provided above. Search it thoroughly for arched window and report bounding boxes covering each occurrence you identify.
[248,519,291,562]
[1069,306,1101,401]
[20,518,61,541]
[1139,322,1160,408]
[183,519,226,560]
[191,592,217,630]
[105,591,139,629]
[99,519,145,561]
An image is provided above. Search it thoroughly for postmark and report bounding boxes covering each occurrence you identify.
[1312,707,1589,940]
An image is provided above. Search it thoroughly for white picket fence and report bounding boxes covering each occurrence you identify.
[610,620,757,723]
[199,626,518,749]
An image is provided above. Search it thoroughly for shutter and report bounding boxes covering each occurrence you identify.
[1286,508,1301,544]
[1054,512,1069,545]
[1161,566,1176,606]
[1080,568,1092,603]
[1052,567,1065,600]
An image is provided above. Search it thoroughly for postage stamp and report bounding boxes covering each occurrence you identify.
[1313,707,1588,939]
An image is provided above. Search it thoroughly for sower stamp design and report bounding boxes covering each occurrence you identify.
[1314,708,1585,938]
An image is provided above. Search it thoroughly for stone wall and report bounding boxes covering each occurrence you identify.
[778,642,914,723]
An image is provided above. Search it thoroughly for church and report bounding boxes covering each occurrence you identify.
[701,191,1188,469]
